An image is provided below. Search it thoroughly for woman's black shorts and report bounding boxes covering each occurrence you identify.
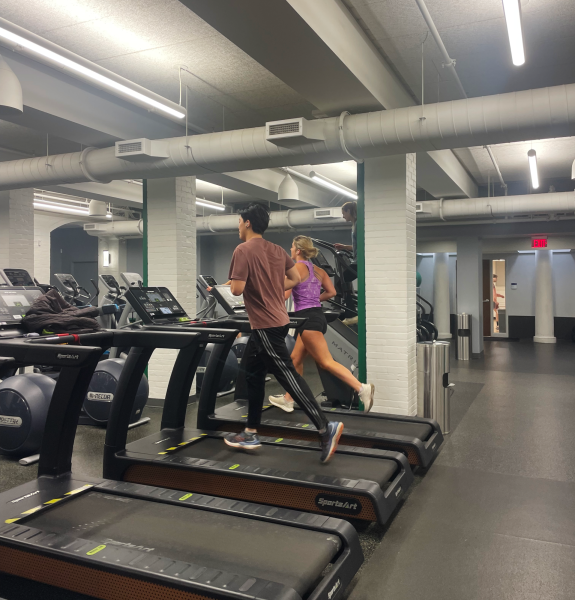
[293,307,328,335]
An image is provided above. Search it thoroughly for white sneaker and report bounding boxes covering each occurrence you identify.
[268,394,295,413]
[358,384,374,412]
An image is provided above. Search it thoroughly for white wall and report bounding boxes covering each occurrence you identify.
[552,252,575,318]
[449,255,457,313]
[501,253,536,317]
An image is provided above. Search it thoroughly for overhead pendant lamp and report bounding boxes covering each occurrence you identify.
[278,173,299,202]
[571,158,575,180]
[0,54,23,115]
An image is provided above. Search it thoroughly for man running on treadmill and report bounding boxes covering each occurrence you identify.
[224,203,344,463]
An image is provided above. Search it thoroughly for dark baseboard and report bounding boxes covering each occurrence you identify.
[554,317,575,341]
[508,316,535,339]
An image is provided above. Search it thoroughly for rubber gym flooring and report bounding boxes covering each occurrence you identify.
[1,340,575,600]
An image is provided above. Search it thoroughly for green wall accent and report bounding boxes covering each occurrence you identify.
[357,163,367,382]
[142,180,148,286]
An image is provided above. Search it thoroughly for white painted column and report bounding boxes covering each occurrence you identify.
[456,237,483,356]
[433,252,451,338]
[147,177,196,399]
[365,154,417,416]
[533,249,556,344]
[0,189,34,275]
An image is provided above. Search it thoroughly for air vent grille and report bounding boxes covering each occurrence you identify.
[84,224,96,230]
[268,122,300,136]
[118,142,142,154]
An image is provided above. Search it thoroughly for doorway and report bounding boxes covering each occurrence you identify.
[482,259,507,337]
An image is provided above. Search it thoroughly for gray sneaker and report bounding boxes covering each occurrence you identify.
[268,394,295,413]
[358,383,374,412]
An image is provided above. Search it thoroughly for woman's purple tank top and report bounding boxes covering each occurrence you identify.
[292,261,322,312]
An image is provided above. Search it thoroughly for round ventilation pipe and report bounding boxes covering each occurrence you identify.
[0,55,23,115]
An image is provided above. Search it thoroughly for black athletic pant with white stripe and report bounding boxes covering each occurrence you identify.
[241,325,329,432]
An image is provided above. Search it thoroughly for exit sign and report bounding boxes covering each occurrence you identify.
[532,238,548,248]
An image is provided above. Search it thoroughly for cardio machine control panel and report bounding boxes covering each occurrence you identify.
[210,284,245,315]
[0,287,43,333]
[0,269,35,287]
[125,287,190,324]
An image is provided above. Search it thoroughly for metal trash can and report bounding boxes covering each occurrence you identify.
[417,341,454,434]
[456,313,472,361]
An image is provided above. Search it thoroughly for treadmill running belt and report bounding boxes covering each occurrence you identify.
[25,492,341,596]
[218,404,433,439]
[176,437,397,486]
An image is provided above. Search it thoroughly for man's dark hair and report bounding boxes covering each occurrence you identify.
[239,203,270,234]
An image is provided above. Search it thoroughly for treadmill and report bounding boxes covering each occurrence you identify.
[0,330,363,600]
[204,284,444,468]
[104,286,413,524]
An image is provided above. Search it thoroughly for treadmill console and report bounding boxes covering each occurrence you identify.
[0,269,35,287]
[198,275,218,289]
[211,284,245,315]
[126,286,190,324]
[0,287,43,330]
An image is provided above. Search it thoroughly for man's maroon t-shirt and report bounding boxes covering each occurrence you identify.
[229,238,295,330]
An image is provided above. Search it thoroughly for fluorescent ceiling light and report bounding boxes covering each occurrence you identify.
[34,201,112,218]
[196,199,225,211]
[34,202,89,216]
[284,167,358,200]
[34,192,85,203]
[309,171,358,200]
[518,250,535,254]
[552,249,572,253]
[0,27,185,119]
[502,0,525,66]
[528,149,539,189]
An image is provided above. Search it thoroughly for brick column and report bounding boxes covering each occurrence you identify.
[146,177,196,399]
[364,154,417,415]
[0,189,34,276]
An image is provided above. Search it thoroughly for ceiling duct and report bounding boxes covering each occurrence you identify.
[196,192,575,233]
[266,117,325,147]
[278,173,299,202]
[0,54,22,115]
[83,220,143,238]
[1,82,575,191]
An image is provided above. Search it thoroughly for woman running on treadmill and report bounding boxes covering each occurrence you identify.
[269,235,374,413]
[223,204,344,463]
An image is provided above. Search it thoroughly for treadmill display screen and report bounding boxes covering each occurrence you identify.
[0,288,43,325]
[2,269,35,287]
[128,287,188,322]
[214,285,245,308]
[201,275,218,287]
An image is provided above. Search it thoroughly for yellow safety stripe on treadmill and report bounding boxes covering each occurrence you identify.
[157,434,207,455]
[4,485,94,524]
[241,404,272,419]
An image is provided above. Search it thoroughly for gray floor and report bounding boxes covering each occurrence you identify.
[346,339,575,600]
[1,341,574,600]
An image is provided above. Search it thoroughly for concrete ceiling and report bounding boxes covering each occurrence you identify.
[0,0,574,202]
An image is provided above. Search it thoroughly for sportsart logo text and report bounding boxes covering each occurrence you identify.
[208,333,226,339]
[102,538,155,553]
[328,579,341,600]
[0,415,22,427]
[87,392,113,401]
[315,494,362,516]
[57,353,80,360]
[11,490,40,504]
